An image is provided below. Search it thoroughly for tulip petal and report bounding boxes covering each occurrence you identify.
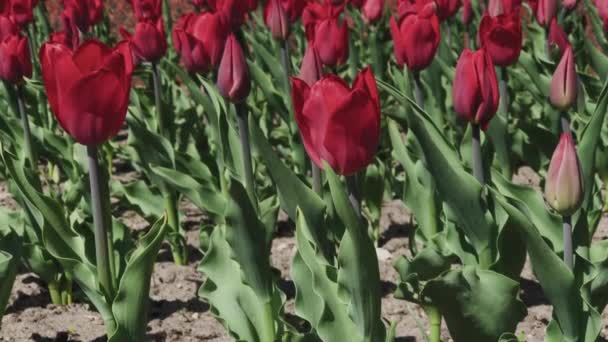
[73,39,114,74]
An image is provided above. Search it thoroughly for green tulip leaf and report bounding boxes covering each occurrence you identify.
[0,227,21,322]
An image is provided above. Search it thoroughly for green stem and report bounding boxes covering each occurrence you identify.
[348,29,359,80]
[563,215,573,269]
[560,112,570,134]
[312,163,322,195]
[370,25,383,77]
[261,300,276,342]
[152,63,168,139]
[471,124,484,184]
[425,305,442,342]
[47,279,62,305]
[236,103,257,209]
[346,174,361,216]
[16,85,37,170]
[498,67,509,117]
[87,145,114,298]
[164,188,186,265]
[413,72,424,108]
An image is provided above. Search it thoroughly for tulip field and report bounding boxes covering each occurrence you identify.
[3,0,608,340]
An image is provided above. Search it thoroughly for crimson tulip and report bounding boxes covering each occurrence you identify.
[545,133,583,215]
[265,0,307,26]
[6,0,37,27]
[528,0,556,26]
[548,18,570,56]
[434,0,460,20]
[0,33,31,83]
[303,2,349,67]
[63,0,104,32]
[128,0,162,21]
[172,11,229,74]
[0,15,17,38]
[550,46,577,110]
[479,11,522,66]
[353,0,384,23]
[453,48,500,129]
[299,43,323,86]
[264,0,290,40]
[461,0,472,24]
[390,1,440,71]
[50,30,79,50]
[290,67,381,175]
[39,39,134,145]
[487,0,521,15]
[121,18,167,63]
[217,34,250,103]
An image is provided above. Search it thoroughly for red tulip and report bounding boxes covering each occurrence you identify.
[548,18,570,57]
[217,34,250,103]
[479,11,522,66]
[299,43,323,86]
[7,0,37,27]
[121,18,167,63]
[128,0,162,21]
[487,0,521,15]
[303,2,349,67]
[453,48,500,129]
[527,0,556,26]
[562,0,576,9]
[550,46,577,110]
[0,33,31,83]
[390,1,440,71]
[39,39,134,145]
[50,30,79,50]
[0,15,18,39]
[63,0,104,32]
[352,0,384,23]
[461,0,472,24]
[545,132,583,215]
[434,0,460,20]
[264,0,290,40]
[172,12,229,74]
[281,0,308,21]
[290,67,381,175]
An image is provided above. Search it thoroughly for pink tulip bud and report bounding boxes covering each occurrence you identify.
[562,0,576,9]
[488,0,504,16]
[264,0,290,40]
[217,34,251,103]
[545,133,583,215]
[299,43,323,86]
[550,46,577,110]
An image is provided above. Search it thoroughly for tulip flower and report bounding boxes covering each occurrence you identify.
[434,0,460,20]
[0,15,18,38]
[290,67,381,175]
[390,1,440,71]
[264,0,290,40]
[39,39,134,146]
[562,0,576,9]
[479,11,522,66]
[453,48,500,130]
[461,0,472,25]
[303,2,349,67]
[550,46,577,110]
[352,0,384,23]
[128,0,162,21]
[121,18,167,63]
[6,0,37,27]
[172,12,229,74]
[528,0,556,26]
[0,33,31,83]
[488,0,521,15]
[63,0,104,32]
[548,19,570,57]
[545,133,583,216]
[299,43,324,86]
[217,34,250,103]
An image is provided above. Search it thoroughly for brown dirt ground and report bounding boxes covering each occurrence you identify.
[1,167,608,341]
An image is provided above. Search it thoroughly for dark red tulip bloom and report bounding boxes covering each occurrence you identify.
[217,34,250,103]
[39,39,134,145]
[50,30,79,50]
[390,1,440,71]
[299,43,323,86]
[0,15,18,38]
[121,18,166,63]
[128,0,162,21]
[0,33,31,83]
[63,0,104,32]
[434,0,460,20]
[6,0,37,27]
[264,0,290,40]
[205,0,257,29]
[548,18,569,56]
[172,11,229,74]
[291,67,381,175]
[303,2,349,67]
[461,0,472,24]
[527,0,556,26]
[352,0,384,23]
[479,11,522,66]
[488,0,521,15]
[453,48,499,130]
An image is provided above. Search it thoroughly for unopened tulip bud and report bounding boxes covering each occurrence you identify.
[550,46,577,110]
[217,34,251,103]
[299,43,323,86]
[548,19,570,58]
[264,0,290,40]
[488,0,504,16]
[545,133,583,215]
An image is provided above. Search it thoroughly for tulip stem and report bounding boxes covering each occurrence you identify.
[563,215,573,269]
[151,63,168,139]
[560,112,571,134]
[346,175,361,217]
[445,22,452,51]
[87,145,115,299]
[472,124,485,184]
[413,72,424,108]
[312,163,322,195]
[16,85,37,171]
[237,103,257,208]
[370,25,383,77]
[424,305,442,342]
[499,67,510,116]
